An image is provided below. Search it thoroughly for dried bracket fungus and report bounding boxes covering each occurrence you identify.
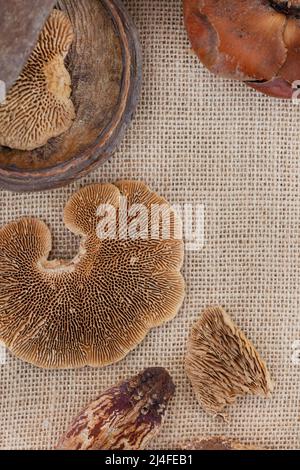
[57,368,175,450]
[185,307,273,417]
[0,9,75,150]
[172,436,260,450]
[184,0,300,98]
[0,181,185,369]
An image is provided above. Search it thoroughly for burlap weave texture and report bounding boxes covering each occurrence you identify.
[0,0,299,449]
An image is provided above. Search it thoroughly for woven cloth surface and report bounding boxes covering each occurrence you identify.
[0,0,300,450]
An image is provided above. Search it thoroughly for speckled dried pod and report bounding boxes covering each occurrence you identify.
[184,0,300,98]
[185,307,274,417]
[57,367,175,450]
[172,436,261,450]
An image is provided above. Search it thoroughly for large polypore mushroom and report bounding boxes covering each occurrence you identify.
[0,181,185,369]
[184,0,300,98]
[185,307,273,417]
[0,9,75,150]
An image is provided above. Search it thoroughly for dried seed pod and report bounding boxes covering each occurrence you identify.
[172,436,261,450]
[183,0,300,98]
[57,367,175,450]
[185,307,274,417]
[0,9,75,150]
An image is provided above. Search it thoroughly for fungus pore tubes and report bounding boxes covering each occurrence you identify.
[185,307,273,417]
[0,9,75,150]
[0,181,185,369]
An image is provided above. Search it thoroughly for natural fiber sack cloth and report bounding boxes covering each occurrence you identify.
[0,0,299,449]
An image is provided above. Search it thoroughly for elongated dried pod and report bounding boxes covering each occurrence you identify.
[184,0,300,98]
[57,368,175,450]
[185,307,274,417]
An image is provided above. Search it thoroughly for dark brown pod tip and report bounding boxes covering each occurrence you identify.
[183,0,300,98]
[57,368,175,450]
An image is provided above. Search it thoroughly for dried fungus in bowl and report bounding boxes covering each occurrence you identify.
[185,307,273,417]
[0,181,185,369]
[0,9,75,151]
[184,0,300,98]
[57,368,175,450]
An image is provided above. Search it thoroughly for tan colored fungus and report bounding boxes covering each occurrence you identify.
[0,9,75,150]
[0,181,185,369]
[57,368,175,450]
[185,307,273,417]
[172,436,261,450]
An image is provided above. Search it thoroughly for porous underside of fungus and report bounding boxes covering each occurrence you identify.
[185,307,273,417]
[184,0,300,98]
[0,181,185,369]
[57,368,175,450]
[172,436,260,450]
[0,9,75,150]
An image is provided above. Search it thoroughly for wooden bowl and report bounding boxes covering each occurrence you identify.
[0,0,142,192]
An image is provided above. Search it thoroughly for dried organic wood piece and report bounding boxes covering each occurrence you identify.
[57,367,175,450]
[0,181,185,369]
[172,436,261,450]
[0,9,75,150]
[185,307,274,417]
[0,0,57,91]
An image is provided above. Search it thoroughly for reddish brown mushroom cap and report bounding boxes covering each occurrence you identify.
[0,181,185,369]
[184,0,300,98]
